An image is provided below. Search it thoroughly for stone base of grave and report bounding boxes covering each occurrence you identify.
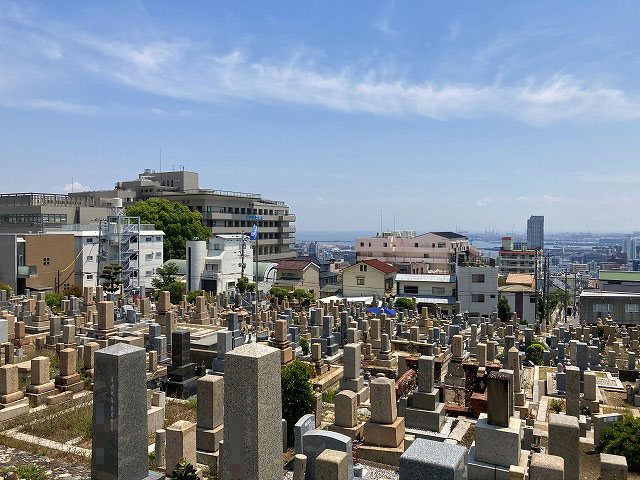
[618,369,639,382]
[314,362,328,377]
[92,327,118,340]
[515,402,530,419]
[25,382,57,407]
[25,322,49,334]
[339,376,370,404]
[45,335,61,346]
[411,390,439,410]
[196,449,219,470]
[468,443,529,480]
[165,378,198,399]
[197,424,223,453]
[363,417,405,448]
[328,423,364,441]
[474,415,521,468]
[148,405,165,435]
[279,347,294,365]
[141,471,164,480]
[46,390,73,406]
[358,443,404,467]
[0,397,29,421]
[404,403,446,433]
[55,373,85,394]
[374,357,398,369]
[583,399,600,414]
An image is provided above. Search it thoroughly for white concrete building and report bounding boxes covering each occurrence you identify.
[186,235,254,294]
[47,223,164,291]
[456,265,499,318]
[395,273,456,315]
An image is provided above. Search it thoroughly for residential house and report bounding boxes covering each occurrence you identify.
[274,259,320,298]
[456,265,499,317]
[342,259,397,298]
[395,273,456,315]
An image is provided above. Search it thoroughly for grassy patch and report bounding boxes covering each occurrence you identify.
[0,464,49,480]
[163,399,197,429]
[22,402,93,444]
[321,388,336,404]
[0,435,90,467]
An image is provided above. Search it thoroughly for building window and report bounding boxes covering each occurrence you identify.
[437,242,446,248]
[86,274,93,280]
[625,304,640,313]
[359,264,367,272]
[383,243,388,247]
[472,294,485,303]
[146,254,153,260]
[415,243,418,247]
[530,296,536,303]
[86,256,93,261]
[404,285,419,294]
[432,286,445,295]
[593,304,612,313]
[43,257,50,265]
[360,242,364,247]
[145,237,151,242]
[86,237,94,243]
[472,274,485,283]
[155,252,161,258]
[356,278,365,286]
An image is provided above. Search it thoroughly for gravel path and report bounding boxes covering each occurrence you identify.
[0,446,90,480]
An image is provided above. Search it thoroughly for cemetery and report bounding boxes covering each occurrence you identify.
[0,286,638,479]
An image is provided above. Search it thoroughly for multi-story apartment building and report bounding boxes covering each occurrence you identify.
[0,219,163,294]
[355,231,470,274]
[498,237,542,275]
[526,215,544,250]
[0,193,110,233]
[0,169,296,263]
[69,169,296,263]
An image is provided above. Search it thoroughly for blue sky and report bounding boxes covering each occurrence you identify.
[1,1,640,233]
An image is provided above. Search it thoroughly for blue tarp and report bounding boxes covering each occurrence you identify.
[366,307,397,315]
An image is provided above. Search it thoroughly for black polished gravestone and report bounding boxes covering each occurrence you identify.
[166,330,197,399]
[92,343,163,480]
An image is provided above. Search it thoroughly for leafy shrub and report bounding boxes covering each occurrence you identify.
[45,292,64,313]
[281,360,315,444]
[299,337,310,356]
[394,297,414,311]
[599,415,640,471]
[171,458,199,480]
[497,296,511,323]
[186,396,198,410]
[526,342,546,365]
[550,399,564,413]
[186,290,204,304]
[0,283,12,299]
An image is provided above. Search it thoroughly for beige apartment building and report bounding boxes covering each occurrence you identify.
[355,231,470,274]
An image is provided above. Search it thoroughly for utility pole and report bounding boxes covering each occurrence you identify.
[564,268,568,323]
[240,232,246,279]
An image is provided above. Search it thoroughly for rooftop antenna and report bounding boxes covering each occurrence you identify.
[71,176,74,193]
[393,213,396,231]
[380,210,383,233]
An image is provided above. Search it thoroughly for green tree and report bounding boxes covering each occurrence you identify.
[293,288,314,306]
[599,415,640,471]
[246,282,256,293]
[152,262,185,304]
[126,198,211,259]
[100,264,123,293]
[269,286,288,302]
[281,360,315,444]
[170,458,199,480]
[394,297,414,311]
[498,296,511,323]
[237,276,249,294]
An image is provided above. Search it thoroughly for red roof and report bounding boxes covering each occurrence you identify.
[276,259,314,271]
[361,259,398,273]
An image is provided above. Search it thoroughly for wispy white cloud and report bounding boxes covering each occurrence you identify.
[2,7,640,125]
[476,198,491,207]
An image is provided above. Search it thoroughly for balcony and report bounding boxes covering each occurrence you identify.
[280,226,296,233]
[17,265,37,278]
